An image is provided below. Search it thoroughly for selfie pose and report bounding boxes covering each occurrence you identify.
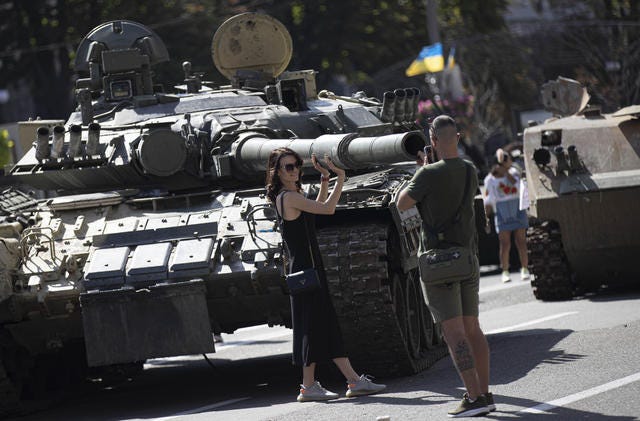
[266,147,385,402]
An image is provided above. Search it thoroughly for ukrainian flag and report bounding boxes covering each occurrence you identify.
[447,46,455,69]
[405,43,444,77]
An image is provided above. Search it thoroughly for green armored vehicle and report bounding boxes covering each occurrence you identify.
[0,13,445,414]
[523,77,640,300]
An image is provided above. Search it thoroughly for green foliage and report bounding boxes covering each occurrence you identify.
[263,0,430,90]
[0,0,232,120]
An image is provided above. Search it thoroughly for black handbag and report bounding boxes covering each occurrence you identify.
[277,193,321,295]
[285,268,321,295]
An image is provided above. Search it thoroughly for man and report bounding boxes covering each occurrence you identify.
[396,115,493,417]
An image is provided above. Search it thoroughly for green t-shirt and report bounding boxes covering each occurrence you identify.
[405,158,479,253]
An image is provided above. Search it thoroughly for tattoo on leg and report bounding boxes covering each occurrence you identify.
[453,340,475,372]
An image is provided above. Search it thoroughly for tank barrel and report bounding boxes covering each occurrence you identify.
[232,131,426,174]
[35,126,50,161]
[50,125,65,159]
[68,124,82,158]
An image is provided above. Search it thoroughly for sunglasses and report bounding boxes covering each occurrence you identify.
[280,162,302,172]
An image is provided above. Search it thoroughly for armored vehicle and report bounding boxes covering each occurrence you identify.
[523,77,640,300]
[0,13,445,414]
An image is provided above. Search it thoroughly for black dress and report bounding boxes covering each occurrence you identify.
[278,192,345,366]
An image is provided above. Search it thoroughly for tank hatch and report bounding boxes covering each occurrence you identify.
[541,76,590,117]
[211,12,292,82]
[74,20,169,73]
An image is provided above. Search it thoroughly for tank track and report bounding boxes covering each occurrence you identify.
[0,327,89,417]
[0,328,25,418]
[527,220,575,300]
[317,222,447,377]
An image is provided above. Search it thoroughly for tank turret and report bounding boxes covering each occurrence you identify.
[1,13,443,416]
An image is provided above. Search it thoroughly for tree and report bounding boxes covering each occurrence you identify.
[550,0,640,110]
[0,0,232,122]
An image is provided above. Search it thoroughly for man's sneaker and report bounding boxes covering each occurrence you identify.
[447,393,490,418]
[501,271,511,283]
[485,392,496,412]
[520,267,531,281]
[346,374,386,397]
[297,381,339,402]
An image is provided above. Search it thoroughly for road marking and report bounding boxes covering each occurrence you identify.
[485,311,578,334]
[148,397,251,421]
[520,372,640,413]
[479,280,530,294]
[216,329,292,350]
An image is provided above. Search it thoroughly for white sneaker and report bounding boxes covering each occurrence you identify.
[346,374,386,397]
[297,381,339,402]
[501,271,511,283]
[521,267,531,281]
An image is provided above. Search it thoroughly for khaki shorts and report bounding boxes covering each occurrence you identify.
[420,276,480,323]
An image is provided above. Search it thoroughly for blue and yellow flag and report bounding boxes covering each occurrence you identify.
[447,46,455,69]
[405,43,444,77]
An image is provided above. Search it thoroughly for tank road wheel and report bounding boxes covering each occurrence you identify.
[404,270,423,358]
[0,328,31,417]
[414,276,438,350]
[527,220,575,300]
[391,274,409,346]
[317,223,448,377]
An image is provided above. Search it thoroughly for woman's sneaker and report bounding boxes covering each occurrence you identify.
[345,374,386,397]
[447,393,490,418]
[297,381,339,402]
[520,267,531,281]
[501,271,511,283]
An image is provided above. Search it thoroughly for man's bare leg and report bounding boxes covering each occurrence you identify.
[441,316,482,399]
[463,316,489,394]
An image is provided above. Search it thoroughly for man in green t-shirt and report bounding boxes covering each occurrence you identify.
[396,115,493,418]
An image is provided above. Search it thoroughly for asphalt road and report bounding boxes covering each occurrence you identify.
[14,270,640,421]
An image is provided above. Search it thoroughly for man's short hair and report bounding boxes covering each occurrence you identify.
[431,115,456,135]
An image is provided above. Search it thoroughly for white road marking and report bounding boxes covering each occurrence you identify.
[216,329,292,350]
[520,372,640,413]
[122,397,251,421]
[479,280,530,294]
[485,312,578,334]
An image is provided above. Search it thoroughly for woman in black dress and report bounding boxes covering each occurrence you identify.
[266,147,386,402]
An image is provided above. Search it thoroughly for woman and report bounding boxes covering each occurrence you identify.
[266,147,385,402]
[483,148,530,283]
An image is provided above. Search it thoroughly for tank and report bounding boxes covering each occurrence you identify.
[0,13,446,415]
[523,76,640,300]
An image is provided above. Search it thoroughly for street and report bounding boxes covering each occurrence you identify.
[14,270,640,421]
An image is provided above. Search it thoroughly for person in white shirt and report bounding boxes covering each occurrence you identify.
[483,148,530,282]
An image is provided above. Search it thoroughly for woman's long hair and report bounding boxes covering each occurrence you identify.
[265,147,303,203]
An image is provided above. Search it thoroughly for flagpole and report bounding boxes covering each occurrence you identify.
[425,0,440,45]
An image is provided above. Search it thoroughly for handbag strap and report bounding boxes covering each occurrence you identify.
[276,191,315,267]
[423,164,472,243]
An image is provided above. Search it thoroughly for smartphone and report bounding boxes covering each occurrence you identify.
[424,145,434,164]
